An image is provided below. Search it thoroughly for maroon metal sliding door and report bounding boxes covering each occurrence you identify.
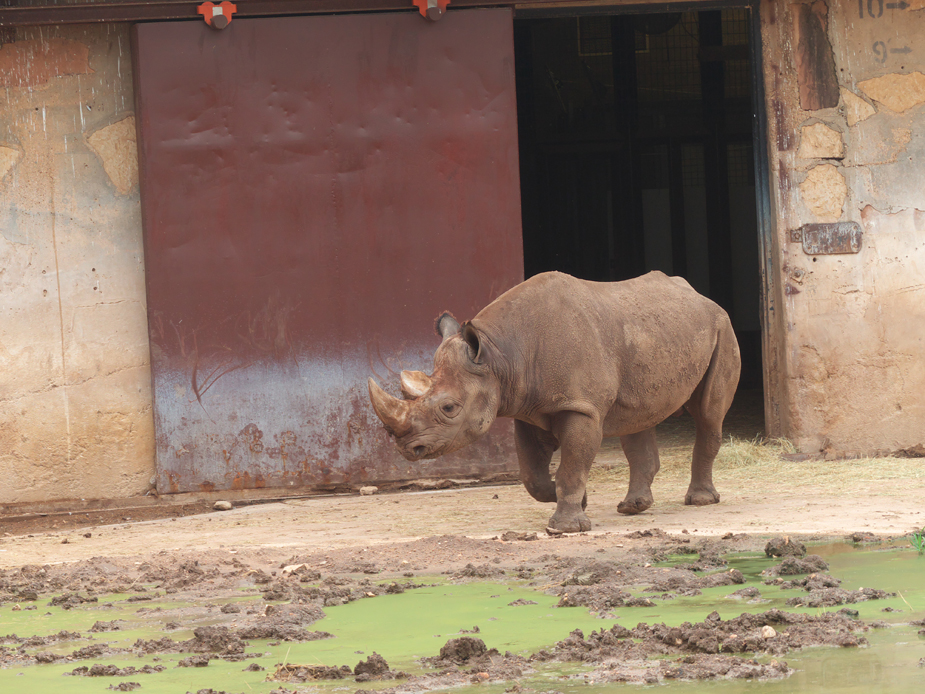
[133,10,522,493]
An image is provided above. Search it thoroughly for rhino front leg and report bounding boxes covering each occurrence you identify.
[514,420,558,503]
[617,427,660,515]
[546,412,602,534]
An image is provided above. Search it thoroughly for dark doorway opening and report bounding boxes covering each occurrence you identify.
[514,7,765,433]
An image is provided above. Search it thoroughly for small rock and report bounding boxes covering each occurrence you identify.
[213,501,233,511]
[359,486,379,496]
[765,537,806,558]
[760,625,776,639]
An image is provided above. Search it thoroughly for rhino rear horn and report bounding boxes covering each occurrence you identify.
[400,370,433,399]
[368,378,412,437]
[435,312,460,341]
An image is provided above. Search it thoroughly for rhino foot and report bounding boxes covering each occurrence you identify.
[545,511,591,535]
[617,495,653,515]
[685,487,720,506]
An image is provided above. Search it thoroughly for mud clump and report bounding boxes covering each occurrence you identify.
[847,532,880,543]
[785,587,895,608]
[765,537,807,558]
[260,574,426,605]
[237,625,332,642]
[107,683,141,692]
[354,652,406,682]
[178,654,212,667]
[770,573,841,590]
[184,626,246,655]
[67,664,166,677]
[133,637,178,654]
[438,636,491,663]
[264,602,325,625]
[71,644,113,659]
[529,608,869,684]
[237,602,332,641]
[726,586,761,600]
[624,528,670,539]
[451,563,505,579]
[656,655,791,682]
[500,532,539,542]
[270,663,353,682]
[49,593,98,610]
[763,555,829,576]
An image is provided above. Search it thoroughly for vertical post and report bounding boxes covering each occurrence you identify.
[514,19,539,279]
[610,15,645,280]
[668,139,688,277]
[699,10,733,313]
[748,3,779,436]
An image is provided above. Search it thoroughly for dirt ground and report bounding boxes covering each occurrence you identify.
[2,393,923,570]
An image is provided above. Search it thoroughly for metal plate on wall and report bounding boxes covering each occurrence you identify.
[133,11,523,493]
[791,222,862,255]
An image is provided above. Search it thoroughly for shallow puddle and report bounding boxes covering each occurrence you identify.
[0,542,922,693]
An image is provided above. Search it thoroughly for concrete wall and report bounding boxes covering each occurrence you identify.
[0,24,154,503]
[761,0,925,455]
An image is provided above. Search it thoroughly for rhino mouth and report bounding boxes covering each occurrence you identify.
[399,439,447,462]
[404,444,441,461]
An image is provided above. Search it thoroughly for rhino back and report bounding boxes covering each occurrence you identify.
[473,271,733,432]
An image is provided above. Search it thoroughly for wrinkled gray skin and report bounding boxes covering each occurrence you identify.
[369,271,741,534]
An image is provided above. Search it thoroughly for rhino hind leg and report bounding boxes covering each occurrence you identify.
[545,412,601,534]
[684,320,741,506]
[617,427,659,515]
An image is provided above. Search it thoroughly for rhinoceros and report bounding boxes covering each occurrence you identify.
[368,271,741,533]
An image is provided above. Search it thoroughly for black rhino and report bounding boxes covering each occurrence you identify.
[368,271,741,534]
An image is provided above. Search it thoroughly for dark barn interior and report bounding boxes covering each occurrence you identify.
[514,8,764,432]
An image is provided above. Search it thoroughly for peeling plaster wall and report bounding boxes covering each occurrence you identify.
[762,0,925,455]
[0,25,154,503]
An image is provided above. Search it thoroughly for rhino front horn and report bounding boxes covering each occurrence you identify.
[368,378,412,437]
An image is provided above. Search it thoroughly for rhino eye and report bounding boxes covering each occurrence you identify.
[440,402,460,417]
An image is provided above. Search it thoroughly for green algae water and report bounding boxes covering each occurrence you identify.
[0,543,922,694]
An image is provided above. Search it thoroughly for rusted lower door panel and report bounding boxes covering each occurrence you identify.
[133,11,523,493]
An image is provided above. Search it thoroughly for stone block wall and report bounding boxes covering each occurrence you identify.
[761,0,925,455]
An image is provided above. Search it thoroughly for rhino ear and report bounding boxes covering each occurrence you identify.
[461,322,483,363]
[435,312,460,341]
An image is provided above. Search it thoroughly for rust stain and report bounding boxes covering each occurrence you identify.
[792,1,838,111]
[199,481,216,492]
[138,12,521,493]
[239,424,264,453]
[0,38,93,88]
